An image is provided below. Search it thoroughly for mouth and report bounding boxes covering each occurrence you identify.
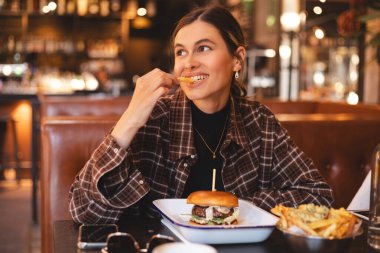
[178,75,209,84]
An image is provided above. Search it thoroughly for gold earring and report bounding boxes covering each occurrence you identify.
[234,71,239,79]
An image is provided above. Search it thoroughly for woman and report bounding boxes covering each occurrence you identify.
[69,5,334,224]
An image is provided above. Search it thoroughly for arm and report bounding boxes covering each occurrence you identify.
[111,68,177,148]
[251,119,334,211]
[69,134,150,224]
[69,69,177,224]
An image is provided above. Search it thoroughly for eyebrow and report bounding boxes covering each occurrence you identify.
[174,38,216,49]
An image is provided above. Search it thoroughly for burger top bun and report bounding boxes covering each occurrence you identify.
[187,190,238,207]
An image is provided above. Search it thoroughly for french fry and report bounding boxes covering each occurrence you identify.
[320,223,337,238]
[289,215,319,236]
[334,222,349,238]
[308,218,334,230]
[177,77,194,83]
[271,205,287,217]
[271,204,361,239]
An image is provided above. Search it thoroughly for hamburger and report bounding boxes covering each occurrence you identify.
[187,191,239,225]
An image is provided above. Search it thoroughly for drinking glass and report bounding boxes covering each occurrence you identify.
[368,143,380,249]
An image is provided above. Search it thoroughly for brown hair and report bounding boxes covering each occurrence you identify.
[171,5,247,97]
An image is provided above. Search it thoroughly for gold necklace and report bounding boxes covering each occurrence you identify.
[193,115,229,159]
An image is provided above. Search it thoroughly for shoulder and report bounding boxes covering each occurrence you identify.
[233,96,277,121]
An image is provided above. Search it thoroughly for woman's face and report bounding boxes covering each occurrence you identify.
[173,20,240,113]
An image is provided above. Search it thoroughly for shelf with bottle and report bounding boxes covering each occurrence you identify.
[0,36,122,57]
[0,0,123,18]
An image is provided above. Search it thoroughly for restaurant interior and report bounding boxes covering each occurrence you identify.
[1,0,380,252]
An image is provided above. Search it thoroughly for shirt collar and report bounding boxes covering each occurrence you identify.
[227,96,251,151]
[168,91,251,161]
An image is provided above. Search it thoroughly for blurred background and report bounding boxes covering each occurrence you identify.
[0,0,379,103]
[0,0,380,252]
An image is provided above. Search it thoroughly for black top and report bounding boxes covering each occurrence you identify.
[182,100,230,197]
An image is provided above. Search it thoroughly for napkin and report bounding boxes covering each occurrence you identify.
[347,171,370,211]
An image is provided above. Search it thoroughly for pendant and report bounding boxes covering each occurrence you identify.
[213,153,216,159]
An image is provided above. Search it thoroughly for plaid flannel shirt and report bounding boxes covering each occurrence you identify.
[69,90,334,224]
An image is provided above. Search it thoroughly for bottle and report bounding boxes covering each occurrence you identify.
[110,0,119,13]
[76,0,87,16]
[88,0,99,15]
[368,143,380,249]
[57,0,65,15]
[99,0,109,16]
[10,0,20,12]
[39,0,46,12]
[66,0,74,14]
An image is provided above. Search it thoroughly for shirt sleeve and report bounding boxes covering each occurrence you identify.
[251,118,335,211]
[69,134,150,224]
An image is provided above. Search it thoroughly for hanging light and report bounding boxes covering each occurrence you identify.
[281,0,301,32]
[280,0,301,101]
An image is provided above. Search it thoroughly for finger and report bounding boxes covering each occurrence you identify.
[153,75,177,92]
[151,86,170,101]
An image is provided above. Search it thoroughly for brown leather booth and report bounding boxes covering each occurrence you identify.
[40,116,118,253]
[39,95,131,253]
[39,95,131,117]
[260,100,380,115]
[279,113,380,208]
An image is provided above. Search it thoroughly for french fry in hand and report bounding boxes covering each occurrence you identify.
[177,77,194,83]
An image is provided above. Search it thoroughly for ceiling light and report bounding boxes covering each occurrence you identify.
[137,7,147,16]
[314,28,325,39]
[48,1,57,11]
[313,6,322,15]
[42,5,50,13]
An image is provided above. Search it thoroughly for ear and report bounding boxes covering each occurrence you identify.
[233,46,246,72]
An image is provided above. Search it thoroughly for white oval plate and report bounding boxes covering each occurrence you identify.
[152,199,278,244]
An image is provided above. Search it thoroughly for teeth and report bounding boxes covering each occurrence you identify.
[192,75,208,82]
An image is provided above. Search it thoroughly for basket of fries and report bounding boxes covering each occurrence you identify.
[271,204,363,253]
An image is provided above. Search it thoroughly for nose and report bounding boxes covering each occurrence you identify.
[183,53,200,70]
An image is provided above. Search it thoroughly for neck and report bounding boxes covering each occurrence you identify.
[192,93,230,114]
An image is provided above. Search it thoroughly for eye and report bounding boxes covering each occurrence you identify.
[198,45,211,52]
[175,49,186,57]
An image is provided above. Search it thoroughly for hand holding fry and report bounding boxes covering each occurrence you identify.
[111,68,177,148]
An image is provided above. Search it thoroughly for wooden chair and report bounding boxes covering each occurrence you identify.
[0,115,21,182]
